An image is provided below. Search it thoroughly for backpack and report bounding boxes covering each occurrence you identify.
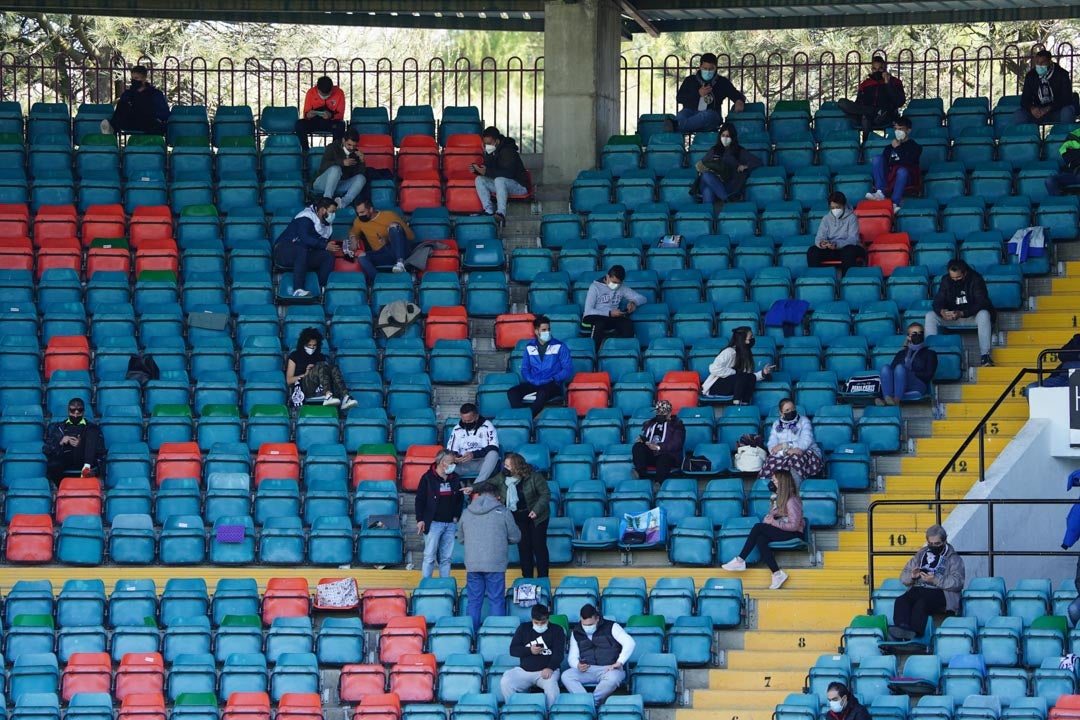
[125,353,160,386]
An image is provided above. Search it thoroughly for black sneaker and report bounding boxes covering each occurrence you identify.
[980,354,994,367]
[494,212,506,227]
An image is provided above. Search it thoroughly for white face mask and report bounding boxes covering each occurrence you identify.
[582,623,597,636]
[304,347,316,355]
[484,144,497,154]
[607,281,620,291]
[828,699,845,714]
[445,463,457,474]
[325,212,336,224]
[720,136,732,147]
[894,129,908,141]
[830,208,844,218]
[538,330,551,343]
[533,623,548,633]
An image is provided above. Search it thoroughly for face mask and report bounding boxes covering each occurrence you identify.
[1036,65,1050,77]
[782,411,797,422]
[304,347,316,356]
[131,80,144,90]
[325,212,336,224]
[720,136,732,147]
[829,699,846,714]
[484,144,497,154]
[909,332,924,344]
[582,624,597,636]
[894,129,908,141]
[445,463,457,474]
[767,480,777,493]
[533,623,548,633]
[69,414,83,424]
[607,281,620,291]
[747,337,755,347]
[318,91,331,100]
[538,330,551,343]
[700,69,715,81]
[356,212,372,222]
[831,208,844,218]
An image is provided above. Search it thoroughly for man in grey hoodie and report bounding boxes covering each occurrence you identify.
[582,265,648,351]
[459,483,522,630]
[806,191,865,276]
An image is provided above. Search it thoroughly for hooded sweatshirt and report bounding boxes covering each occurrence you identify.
[815,207,860,248]
[458,493,521,573]
[583,279,648,319]
[274,206,331,250]
[932,269,994,318]
[482,137,529,186]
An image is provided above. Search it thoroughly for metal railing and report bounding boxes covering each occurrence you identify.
[2,44,1077,152]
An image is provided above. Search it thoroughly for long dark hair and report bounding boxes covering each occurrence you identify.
[713,122,741,154]
[727,326,755,373]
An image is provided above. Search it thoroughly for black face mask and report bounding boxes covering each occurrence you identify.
[68,414,83,424]
[767,480,777,493]
[746,338,755,348]
[781,411,797,422]
[871,71,884,81]
[357,213,372,222]
[131,80,144,90]
[461,419,481,431]
[909,333,924,344]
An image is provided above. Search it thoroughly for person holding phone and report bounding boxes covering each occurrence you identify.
[272,198,339,298]
[100,65,170,136]
[294,75,347,152]
[889,525,966,640]
[43,398,107,485]
[701,326,774,405]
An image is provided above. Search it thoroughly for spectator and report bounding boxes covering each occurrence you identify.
[866,116,921,213]
[631,400,686,488]
[345,199,415,282]
[445,402,500,486]
[507,315,575,418]
[878,322,938,405]
[312,128,366,209]
[472,126,529,227]
[488,452,551,579]
[273,198,339,298]
[890,524,966,640]
[1038,333,1080,388]
[825,683,872,720]
[692,122,763,212]
[582,265,647,351]
[667,52,746,134]
[701,326,775,405]
[44,397,107,485]
[459,483,521,631]
[807,191,865,276]
[837,56,907,136]
[721,470,804,590]
[925,259,995,367]
[500,604,565,709]
[295,75,347,152]
[100,65,170,136]
[1013,50,1076,126]
[285,327,357,410]
[1046,126,1080,196]
[561,603,636,707]
[758,397,823,484]
[414,449,472,579]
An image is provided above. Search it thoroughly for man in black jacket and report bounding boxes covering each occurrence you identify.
[561,603,636,707]
[500,604,565,708]
[44,398,107,485]
[669,52,745,134]
[631,400,686,488]
[1013,50,1076,126]
[472,126,528,227]
[925,259,995,367]
[825,682,871,720]
[312,128,366,208]
[101,65,170,136]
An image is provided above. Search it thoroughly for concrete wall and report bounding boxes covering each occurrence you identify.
[1030,385,1080,458]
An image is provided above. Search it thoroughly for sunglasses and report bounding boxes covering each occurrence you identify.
[68,408,85,414]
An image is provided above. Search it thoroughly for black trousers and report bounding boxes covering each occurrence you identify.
[806,244,867,277]
[893,586,946,635]
[737,522,800,572]
[46,439,104,485]
[584,314,634,351]
[295,117,347,152]
[631,442,679,484]
[704,372,757,404]
[507,382,563,418]
[111,104,166,135]
[514,512,549,578]
[837,99,897,135]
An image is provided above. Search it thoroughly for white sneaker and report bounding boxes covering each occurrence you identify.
[291,288,312,298]
[769,570,789,590]
[100,119,114,134]
[865,190,885,201]
[322,394,341,406]
[893,203,902,214]
[334,197,343,207]
[392,261,407,273]
[721,558,746,572]
[340,395,358,410]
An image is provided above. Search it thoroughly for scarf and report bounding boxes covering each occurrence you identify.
[778,416,799,433]
[1037,66,1056,106]
[504,475,521,512]
[904,342,925,369]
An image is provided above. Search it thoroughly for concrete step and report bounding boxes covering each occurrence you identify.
[725,650,828,671]
[742,631,840,653]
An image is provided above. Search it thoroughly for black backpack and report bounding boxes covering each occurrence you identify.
[125,353,160,386]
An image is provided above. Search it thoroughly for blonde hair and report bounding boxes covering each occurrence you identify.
[771,470,799,511]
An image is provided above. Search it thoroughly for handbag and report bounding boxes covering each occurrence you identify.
[844,373,883,395]
[682,453,712,473]
[734,445,767,473]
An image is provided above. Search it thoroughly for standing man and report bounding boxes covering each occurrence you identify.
[415,449,471,579]
[924,259,995,368]
[507,315,575,418]
[1013,50,1076,126]
[837,56,907,136]
[472,126,529,227]
[807,191,865,276]
[631,400,686,488]
[312,128,366,209]
[561,603,636,708]
[889,524,966,641]
[459,483,521,631]
[346,199,415,282]
[865,116,921,213]
[500,604,565,709]
[582,265,648,351]
[44,398,107,485]
[295,76,347,152]
[100,65,170,136]
[668,53,746,134]
[445,402,501,486]
[272,198,338,298]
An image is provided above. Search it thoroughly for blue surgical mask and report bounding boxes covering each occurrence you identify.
[533,623,548,633]
[582,624,597,636]
[445,463,457,474]
[538,331,551,343]
[1036,64,1050,77]
[701,69,715,81]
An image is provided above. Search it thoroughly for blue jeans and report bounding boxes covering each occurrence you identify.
[313,165,367,207]
[699,171,729,203]
[1047,171,1080,196]
[421,520,456,578]
[676,107,721,133]
[475,176,527,215]
[356,224,408,282]
[466,571,506,632]
[880,364,927,400]
[273,241,334,290]
[871,154,910,205]
[1012,105,1077,125]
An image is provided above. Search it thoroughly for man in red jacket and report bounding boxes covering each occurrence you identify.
[294,76,347,152]
[838,56,907,137]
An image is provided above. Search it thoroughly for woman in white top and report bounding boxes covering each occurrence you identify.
[758,397,823,483]
[701,326,774,405]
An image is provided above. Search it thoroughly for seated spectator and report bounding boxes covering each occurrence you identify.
[807,192,865,276]
[1046,126,1080,196]
[890,524,965,640]
[345,199,414,282]
[667,53,746,134]
[415,448,471,579]
[825,683,872,720]
[472,126,529,227]
[925,259,995,367]
[507,315,575,418]
[295,76,347,152]
[692,123,763,211]
[273,198,339,298]
[485,452,551,579]
[561,603,636,707]
[758,398,823,483]
[721,470,803,589]
[44,397,107,486]
[501,604,565,708]
[878,322,937,405]
[445,402,500,485]
[582,265,647,351]
[1039,333,1080,388]
[701,326,775,405]
[286,327,357,410]
[837,56,906,136]
[313,128,366,209]
[100,65,169,136]
[631,400,686,488]
[865,116,921,212]
[1013,50,1076,126]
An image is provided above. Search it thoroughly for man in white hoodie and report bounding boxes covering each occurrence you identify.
[806,191,865,276]
[582,265,648,351]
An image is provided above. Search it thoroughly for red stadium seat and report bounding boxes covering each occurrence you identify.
[6,514,55,562]
[424,239,460,275]
[0,203,30,239]
[400,445,441,492]
[80,204,126,247]
[262,577,311,625]
[423,305,468,348]
[358,135,395,172]
[656,370,702,414]
[117,693,167,720]
[397,135,440,179]
[275,693,323,720]
[339,664,388,703]
[361,588,408,627]
[44,335,91,379]
[399,172,442,213]
[442,134,483,180]
[353,693,401,720]
[55,477,102,523]
[494,313,536,350]
[61,652,112,701]
[444,179,484,214]
[86,246,131,278]
[222,692,272,720]
[854,199,894,245]
[388,653,436,702]
[128,206,173,248]
[33,204,78,245]
[510,169,535,200]
[378,617,427,664]
[36,236,82,278]
[351,452,398,487]
[115,652,165,701]
[0,236,33,271]
[254,442,301,486]
[566,371,612,417]
[867,231,912,278]
[155,441,203,486]
[134,237,180,276]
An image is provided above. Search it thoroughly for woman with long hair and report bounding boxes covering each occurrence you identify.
[487,452,551,578]
[285,327,356,410]
[701,326,774,405]
[693,122,763,211]
[878,322,938,405]
[720,470,804,590]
